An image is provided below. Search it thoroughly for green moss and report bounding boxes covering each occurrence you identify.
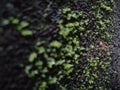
[21,0,114,90]
[2,17,33,36]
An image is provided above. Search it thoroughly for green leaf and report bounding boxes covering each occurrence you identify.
[35,61,43,69]
[39,82,47,90]
[36,41,45,46]
[48,77,57,84]
[63,7,71,14]
[56,60,65,65]
[59,28,72,37]
[63,64,73,70]
[29,52,37,62]
[50,41,62,48]
[88,79,94,84]
[29,70,38,78]
[12,18,19,24]
[21,30,33,36]
[20,21,29,28]
[48,57,55,68]
[42,68,48,73]
[38,47,45,54]
[25,65,32,76]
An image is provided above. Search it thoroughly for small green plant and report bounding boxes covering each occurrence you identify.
[2,17,33,36]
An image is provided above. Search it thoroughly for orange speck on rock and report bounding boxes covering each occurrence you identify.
[99,41,107,50]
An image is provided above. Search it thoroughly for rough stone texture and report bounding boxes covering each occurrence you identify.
[0,1,36,90]
[111,0,120,89]
[0,27,35,90]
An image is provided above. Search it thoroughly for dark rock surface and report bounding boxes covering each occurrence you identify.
[111,0,120,89]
